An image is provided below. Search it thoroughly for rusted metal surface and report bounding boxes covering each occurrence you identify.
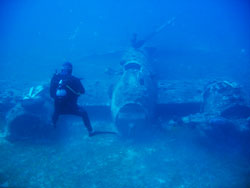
[111,48,157,136]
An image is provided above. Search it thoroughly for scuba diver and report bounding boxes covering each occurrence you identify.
[50,62,95,136]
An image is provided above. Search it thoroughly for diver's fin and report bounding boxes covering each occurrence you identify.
[89,131,117,137]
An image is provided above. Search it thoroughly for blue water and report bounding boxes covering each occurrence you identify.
[1,0,249,82]
[0,0,250,187]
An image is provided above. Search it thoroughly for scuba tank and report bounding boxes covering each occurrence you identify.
[56,80,67,98]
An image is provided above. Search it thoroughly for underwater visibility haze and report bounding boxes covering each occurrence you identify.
[0,0,250,187]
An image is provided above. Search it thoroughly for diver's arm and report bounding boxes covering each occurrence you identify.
[66,78,85,96]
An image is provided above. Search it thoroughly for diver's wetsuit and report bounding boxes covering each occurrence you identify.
[50,73,93,133]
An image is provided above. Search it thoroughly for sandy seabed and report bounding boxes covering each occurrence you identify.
[0,120,249,188]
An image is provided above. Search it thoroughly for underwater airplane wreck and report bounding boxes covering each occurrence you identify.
[1,45,250,141]
[1,17,250,140]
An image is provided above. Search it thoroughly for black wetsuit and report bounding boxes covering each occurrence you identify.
[50,73,93,132]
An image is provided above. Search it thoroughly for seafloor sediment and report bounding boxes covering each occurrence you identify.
[0,120,249,188]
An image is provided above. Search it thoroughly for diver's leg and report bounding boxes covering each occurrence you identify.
[81,109,93,133]
[75,107,93,135]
